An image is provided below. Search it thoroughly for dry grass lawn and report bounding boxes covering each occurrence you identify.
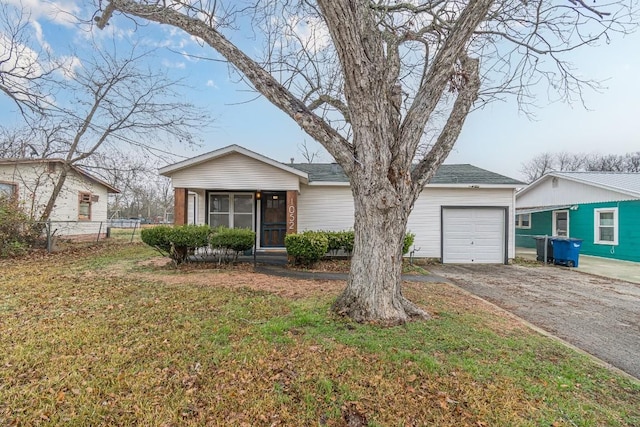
[0,243,638,426]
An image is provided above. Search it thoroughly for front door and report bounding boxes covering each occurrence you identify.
[261,192,287,247]
[553,210,569,237]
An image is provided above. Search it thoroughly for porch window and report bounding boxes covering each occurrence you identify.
[208,193,253,229]
[594,208,618,245]
[515,213,531,229]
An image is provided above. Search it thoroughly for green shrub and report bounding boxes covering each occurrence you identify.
[141,224,211,264]
[140,225,172,252]
[0,196,36,257]
[210,227,256,261]
[324,230,354,254]
[403,232,415,255]
[319,230,413,256]
[285,231,329,266]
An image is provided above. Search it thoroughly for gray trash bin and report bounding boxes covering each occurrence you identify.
[533,236,553,262]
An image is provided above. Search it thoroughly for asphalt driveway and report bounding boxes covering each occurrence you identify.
[429,264,640,380]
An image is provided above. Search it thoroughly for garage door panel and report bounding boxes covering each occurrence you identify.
[442,208,505,264]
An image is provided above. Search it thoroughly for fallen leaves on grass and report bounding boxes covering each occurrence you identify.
[1,244,638,426]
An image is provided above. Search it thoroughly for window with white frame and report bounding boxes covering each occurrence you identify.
[208,193,253,229]
[594,208,618,245]
[515,213,531,229]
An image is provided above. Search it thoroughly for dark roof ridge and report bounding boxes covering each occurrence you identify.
[288,162,524,185]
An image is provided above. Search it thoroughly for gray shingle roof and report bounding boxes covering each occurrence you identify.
[289,163,524,185]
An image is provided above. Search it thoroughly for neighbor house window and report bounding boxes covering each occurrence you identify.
[0,182,17,198]
[208,193,253,229]
[515,213,531,229]
[594,208,618,245]
[78,192,92,221]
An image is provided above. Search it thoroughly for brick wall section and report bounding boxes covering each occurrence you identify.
[174,188,188,225]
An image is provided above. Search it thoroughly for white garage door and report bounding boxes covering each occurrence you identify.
[442,208,505,264]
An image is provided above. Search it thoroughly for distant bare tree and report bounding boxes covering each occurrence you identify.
[625,152,640,172]
[521,151,640,181]
[556,151,586,172]
[585,153,627,172]
[0,126,31,158]
[297,140,322,163]
[520,152,556,182]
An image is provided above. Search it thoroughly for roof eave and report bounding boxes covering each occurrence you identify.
[307,181,350,186]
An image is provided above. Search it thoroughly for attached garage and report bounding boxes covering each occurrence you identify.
[442,207,508,264]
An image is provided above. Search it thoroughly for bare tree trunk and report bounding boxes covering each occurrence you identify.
[334,183,428,324]
[39,162,71,223]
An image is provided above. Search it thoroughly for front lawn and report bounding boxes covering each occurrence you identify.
[0,243,638,426]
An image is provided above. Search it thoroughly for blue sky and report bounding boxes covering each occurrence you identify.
[1,1,639,181]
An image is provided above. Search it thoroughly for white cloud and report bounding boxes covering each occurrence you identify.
[5,0,81,27]
[285,14,331,54]
[57,55,82,79]
[206,80,217,88]
[30,20,52,54]
[0,32,44,79]
[161,58,186,69]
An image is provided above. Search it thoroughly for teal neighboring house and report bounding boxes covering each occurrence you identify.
[515,172,640,262]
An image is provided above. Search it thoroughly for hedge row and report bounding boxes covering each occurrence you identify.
[141,225,255,264]
[285,230,415,266]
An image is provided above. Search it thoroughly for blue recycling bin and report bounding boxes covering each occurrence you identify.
[550,237,582,267]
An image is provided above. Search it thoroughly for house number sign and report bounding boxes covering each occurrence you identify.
[288,205,296,230]
[286,191,297,233]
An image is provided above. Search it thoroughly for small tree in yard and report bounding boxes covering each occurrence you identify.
[97,0,635,324]
[0,196,37,257]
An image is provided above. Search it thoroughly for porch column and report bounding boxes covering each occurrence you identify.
[174,188,188,225]
[286,190,297,234]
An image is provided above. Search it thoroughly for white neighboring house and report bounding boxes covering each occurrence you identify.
[160,145,524,264]
[0,159,119,237]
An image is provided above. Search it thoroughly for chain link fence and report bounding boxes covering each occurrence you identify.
[38,219,150,252]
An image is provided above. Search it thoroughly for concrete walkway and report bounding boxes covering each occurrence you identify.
[516,247,640,284]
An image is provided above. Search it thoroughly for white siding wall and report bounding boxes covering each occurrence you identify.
[297,185,354,231]
[297,184,516,259]
[170,153,301,191]
[409,188,515,259]
[0,163,110,235]
[518,176,633,207]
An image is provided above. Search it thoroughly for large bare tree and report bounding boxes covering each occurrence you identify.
[97,0,635,324]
